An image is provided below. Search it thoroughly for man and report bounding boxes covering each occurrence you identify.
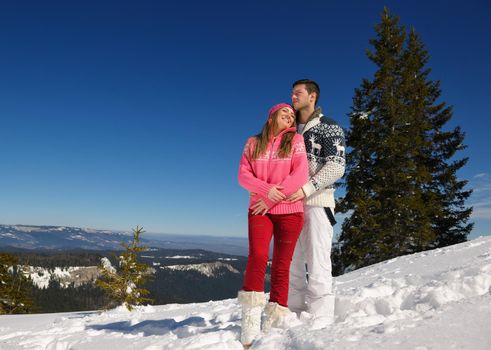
[286,79,346,328]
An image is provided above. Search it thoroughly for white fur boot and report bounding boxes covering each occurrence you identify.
[262,302,300,333]
[237,291,266,347]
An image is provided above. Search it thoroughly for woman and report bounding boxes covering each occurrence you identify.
[237,103,308,347]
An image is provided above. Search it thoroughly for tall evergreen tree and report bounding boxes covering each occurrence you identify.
[96,226,153,311]
[336,8,473,272]
[402,29,473,248]
[0,253,33,314]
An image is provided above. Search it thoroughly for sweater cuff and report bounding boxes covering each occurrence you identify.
[262,196,276,209]
[258,182,274,198]
[252,194,275,210]
[302,182,316,198]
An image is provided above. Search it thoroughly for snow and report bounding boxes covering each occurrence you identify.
[1,236,490,349]
[0,233,19,239]
[25,267,52,289]
[25,266,99,289]
[101,257,116,274]
[68,234,89,241]
[353,110,373,120]
[13,226,42,233]
[161,262,240,277]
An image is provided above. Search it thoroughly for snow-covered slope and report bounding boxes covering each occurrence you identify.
[161,262,240,277]
[1,237,490,350]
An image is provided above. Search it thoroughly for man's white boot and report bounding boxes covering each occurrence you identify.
[262,302,300,333]
[308,294,335,330]
[287,290,307,316]
[238,291,266,347]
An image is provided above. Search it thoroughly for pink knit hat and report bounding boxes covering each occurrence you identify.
[268,103,295,118]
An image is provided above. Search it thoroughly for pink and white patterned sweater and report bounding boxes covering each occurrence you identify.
[238,127,309,214]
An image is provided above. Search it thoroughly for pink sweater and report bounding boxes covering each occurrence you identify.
[238,128,309,214]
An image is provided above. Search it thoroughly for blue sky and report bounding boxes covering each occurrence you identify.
[1,0,490,240]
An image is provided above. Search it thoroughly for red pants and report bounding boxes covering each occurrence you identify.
[243,211,304,307]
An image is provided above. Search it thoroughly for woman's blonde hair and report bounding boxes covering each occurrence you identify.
[251,109,296,160]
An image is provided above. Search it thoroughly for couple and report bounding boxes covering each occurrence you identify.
[237,79,346,347]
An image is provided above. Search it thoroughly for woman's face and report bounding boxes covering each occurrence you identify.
[274,107,295,131]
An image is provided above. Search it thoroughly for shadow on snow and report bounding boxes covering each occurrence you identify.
[87,316,239,337]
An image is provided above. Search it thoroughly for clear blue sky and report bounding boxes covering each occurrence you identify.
[1,0,490,240]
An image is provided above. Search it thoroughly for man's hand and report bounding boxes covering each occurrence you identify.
[286,188,305,202]
[268,186,286,202]
[251,199,269,215]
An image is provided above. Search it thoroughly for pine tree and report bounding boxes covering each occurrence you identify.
[336,8,473,272]
[0,253,33,314]
[96,226,154,311]
[402,29,473,248]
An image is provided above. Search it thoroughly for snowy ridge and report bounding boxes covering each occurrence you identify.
[0,237,490,349]
[161,262,240,277]
[0,224,132,250]
[24,266,100,289]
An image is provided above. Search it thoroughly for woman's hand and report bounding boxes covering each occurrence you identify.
[286,188,305,202]
[251,199,269,215]
[268,185,286,202]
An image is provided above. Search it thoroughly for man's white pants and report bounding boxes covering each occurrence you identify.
[288,205,334,318]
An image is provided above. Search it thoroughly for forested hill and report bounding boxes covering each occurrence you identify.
[3,248,251,314]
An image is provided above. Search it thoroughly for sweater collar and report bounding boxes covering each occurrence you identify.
[301,107,323,135]
[306,107,322,123]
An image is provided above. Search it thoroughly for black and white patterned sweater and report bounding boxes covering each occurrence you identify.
[300,107,346,208]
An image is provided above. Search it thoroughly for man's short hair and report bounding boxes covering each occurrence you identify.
[292,79,320,105]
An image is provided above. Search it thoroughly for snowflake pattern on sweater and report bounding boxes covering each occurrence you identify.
[243,136,306,161]
[301,109,346,207]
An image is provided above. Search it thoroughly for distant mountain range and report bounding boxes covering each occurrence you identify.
[0,224,248,256]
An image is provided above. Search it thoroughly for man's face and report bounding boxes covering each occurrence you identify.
[291,84,315,110]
